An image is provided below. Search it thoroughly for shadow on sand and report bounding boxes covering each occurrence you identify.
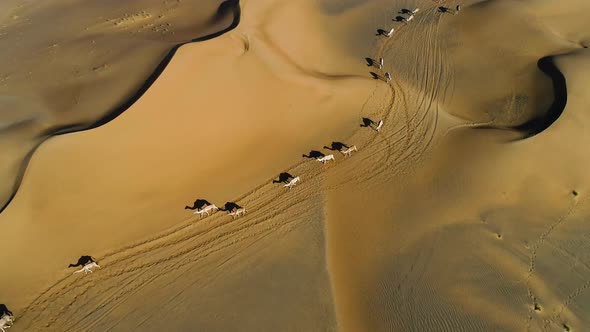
[324,142,349,151]
[478,56,568,139]
[0,304,12,317]
[273,172,295,184]
[185,199,212,210]
[361,117,376,128]
[375,29,388,36]
[514,56,567,137]
[302,150,325,159]
[219,202,242,212]
[68,255,97,268]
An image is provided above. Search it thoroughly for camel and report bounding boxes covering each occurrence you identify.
[385,72,392,82]
[284,176,301,190]
[0,314,13,332]
[385,27,394,37]
[73,262,101,275]
[340,145,358,157]
[361,117,383,132]
[379,57,384,69]
[229,208,247,219]
[411,8,420,14]
[194,204,219,218]
[376,120,384,132]
[317,154,335,164]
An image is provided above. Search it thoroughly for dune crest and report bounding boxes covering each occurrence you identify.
[0,0,239,212]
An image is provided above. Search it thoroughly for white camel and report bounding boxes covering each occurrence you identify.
[0,315,13,332]
[404,14,415,22]
[340,145,358,157]
[194,204,219,218]
[284,176,301,190]
[378,57,384,69]
[229,208,247,219]
[375,120,384,132]
[385,72,392,82]
[73,262,101,275]
[0,314,13,332]
[317,154,335,164]
[385,27,394,37]
[411,8,420,14]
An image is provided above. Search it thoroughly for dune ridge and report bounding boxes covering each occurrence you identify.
[0,0,239,213]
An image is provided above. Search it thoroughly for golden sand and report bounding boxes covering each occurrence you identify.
[1,0,590,331]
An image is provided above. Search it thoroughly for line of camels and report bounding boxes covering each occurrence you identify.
[184,136,371,220]
[1,3,468,328]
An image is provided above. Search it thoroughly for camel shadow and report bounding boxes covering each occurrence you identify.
[370,71,380,80]
[68,255,97,268]
[375,29,387,36]
[303,150,325,159]
[394,16,406,22]
[273,172,294,184]
[0,304,12,317]
[438,6,450,13]
[324,142,349,151]
[219,202,242,212]
[365,57,376,66]
[361,117,376,128]
[185,199,211,210]
[399,8,412,14]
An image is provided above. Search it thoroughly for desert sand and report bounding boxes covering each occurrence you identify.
[1,0,590,331]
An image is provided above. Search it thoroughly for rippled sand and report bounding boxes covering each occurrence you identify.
[1,0,590,331]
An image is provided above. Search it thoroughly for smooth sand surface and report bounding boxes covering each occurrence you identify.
[1,0,590,331]
[0,0,234,210]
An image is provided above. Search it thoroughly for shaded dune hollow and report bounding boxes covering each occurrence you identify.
[512,56,568,137]
[1,0,590,332]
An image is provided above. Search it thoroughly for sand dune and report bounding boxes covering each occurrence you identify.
[0,0,236,211]
[1,0,590,331]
